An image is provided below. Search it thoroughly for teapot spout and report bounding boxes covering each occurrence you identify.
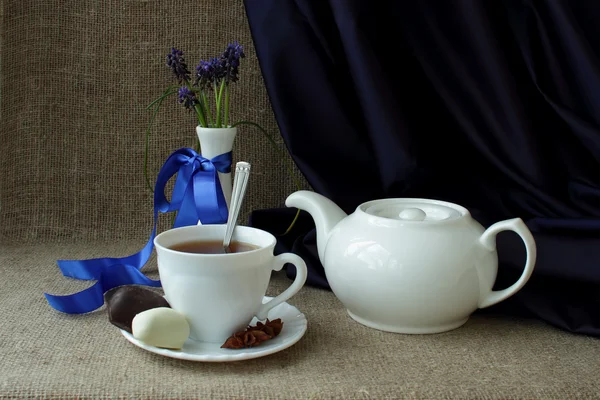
[285,190,347,263]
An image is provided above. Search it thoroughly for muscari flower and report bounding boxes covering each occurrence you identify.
[178,86,197,110]
[220,41,245,84]
[166,47,191,83]
[194,57,225,89]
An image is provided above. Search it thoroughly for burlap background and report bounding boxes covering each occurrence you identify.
[1,2,600,399]
[0,0,309,244]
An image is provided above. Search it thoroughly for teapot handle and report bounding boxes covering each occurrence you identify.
[478,218,537,308]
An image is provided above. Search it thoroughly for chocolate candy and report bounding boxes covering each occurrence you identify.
[104,285,170,333]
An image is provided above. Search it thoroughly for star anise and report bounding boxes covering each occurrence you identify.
[254,318,283,337]
[221,319,284,349]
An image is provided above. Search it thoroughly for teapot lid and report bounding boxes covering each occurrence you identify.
[361,198,468,223]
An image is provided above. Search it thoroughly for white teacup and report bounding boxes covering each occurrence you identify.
[153,224,308,343]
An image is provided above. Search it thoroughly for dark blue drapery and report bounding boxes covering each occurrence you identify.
[244,0,600,336]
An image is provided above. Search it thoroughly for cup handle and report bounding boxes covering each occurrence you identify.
[255,253,308,321]
[478,218,537,308]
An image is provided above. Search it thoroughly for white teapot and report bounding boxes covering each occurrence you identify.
[285,191,537,334]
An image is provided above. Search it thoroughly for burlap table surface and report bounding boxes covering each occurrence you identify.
[2,1,600,399]
[0,242,599,399]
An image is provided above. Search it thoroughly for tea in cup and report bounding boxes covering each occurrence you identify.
[153,224,307,343]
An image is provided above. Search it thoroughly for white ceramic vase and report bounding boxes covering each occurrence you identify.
[195,126,237,212]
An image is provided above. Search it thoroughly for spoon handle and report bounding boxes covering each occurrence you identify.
[223,161,251,250]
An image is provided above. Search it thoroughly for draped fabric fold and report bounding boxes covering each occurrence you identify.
[44,148,231,314]
[244,0,600,336]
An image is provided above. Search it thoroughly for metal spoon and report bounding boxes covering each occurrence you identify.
[223,161,251,253]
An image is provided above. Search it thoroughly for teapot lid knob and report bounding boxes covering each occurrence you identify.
[398,208,426,221]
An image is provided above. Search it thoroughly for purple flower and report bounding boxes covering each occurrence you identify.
[166,48,191,83]
[221,41,246,83]
[194,57,225,89]
[178,86,197,110]
[220,41,245,83]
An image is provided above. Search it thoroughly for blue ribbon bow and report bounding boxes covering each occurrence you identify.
[44,148,232,314]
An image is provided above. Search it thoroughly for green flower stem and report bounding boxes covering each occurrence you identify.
[185,81,207,127]
[201,91,213,128]
[143,86,178,193]
[224,85,230,128]
[232,120,302,235]
[194,101,206,127]
[145,86,178,111]
[215,79,226,127]
[213,83,220,127]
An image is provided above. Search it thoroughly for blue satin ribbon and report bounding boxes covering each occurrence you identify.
[44,148,232,314]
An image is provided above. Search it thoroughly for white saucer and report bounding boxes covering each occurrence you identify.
[120,297,307,362]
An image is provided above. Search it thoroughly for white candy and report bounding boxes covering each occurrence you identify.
[132,307,190,350]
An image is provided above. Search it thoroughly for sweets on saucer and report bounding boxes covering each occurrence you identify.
[132,307,190,350]
[104,285,170,333]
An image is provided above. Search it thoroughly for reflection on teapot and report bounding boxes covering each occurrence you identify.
[285,191,537,334]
